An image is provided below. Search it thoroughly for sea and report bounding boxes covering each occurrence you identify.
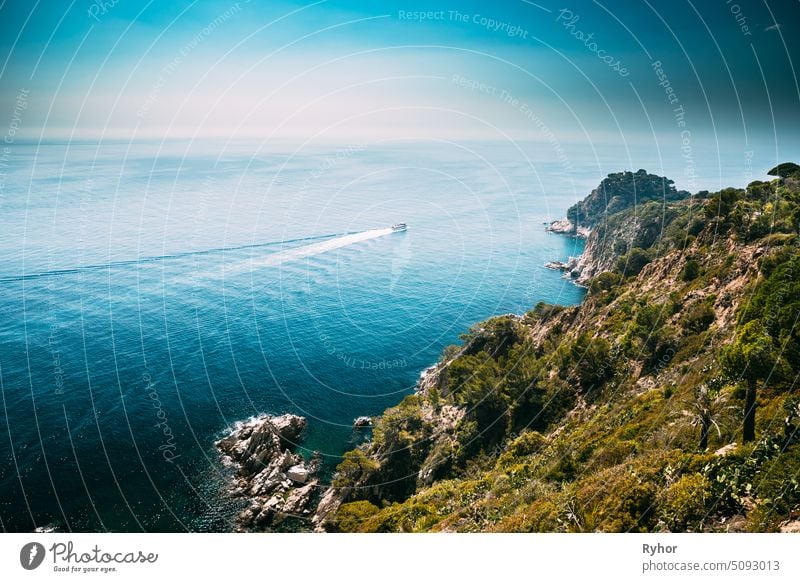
[0,138,775,531]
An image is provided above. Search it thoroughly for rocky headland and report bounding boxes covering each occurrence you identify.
[223,164,800,533]
[307,164,800,532]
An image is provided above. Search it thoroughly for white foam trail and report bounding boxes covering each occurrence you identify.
[220,228,395,277]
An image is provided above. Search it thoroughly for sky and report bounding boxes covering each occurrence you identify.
[0,0,798,159]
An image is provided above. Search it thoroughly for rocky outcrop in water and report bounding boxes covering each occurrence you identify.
[216,414,321,531]
[545,218,589,238]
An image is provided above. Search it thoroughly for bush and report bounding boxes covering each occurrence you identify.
[498,431,547,466]
[687,217,705,236]
[681,258,701,282]
[589,271,622,295]
[574,470,658,532]
[564,334,614,392]
[586,438,637,471]
[528,302,565,321]
[358,500,439,532]
[658,473,711,531]
[615,248,651,277]
[490,498,563,532]
[332,449,380,488]
[746,444,800,531]
[682,302,716,333]
[704,188,742,220]
[333,501,380,532]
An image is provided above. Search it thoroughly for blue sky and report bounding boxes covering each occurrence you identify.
[0,0,798,158]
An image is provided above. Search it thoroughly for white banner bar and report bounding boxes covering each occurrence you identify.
[1,533,798,581]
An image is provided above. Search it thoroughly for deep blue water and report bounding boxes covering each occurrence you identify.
[0,139,768,531]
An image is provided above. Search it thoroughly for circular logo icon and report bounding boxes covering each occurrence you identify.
[20,542,46,570]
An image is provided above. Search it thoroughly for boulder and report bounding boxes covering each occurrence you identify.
[287,465,310,484]
[353,416,373,428]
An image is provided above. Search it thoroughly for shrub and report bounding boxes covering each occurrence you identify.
[682,302,716,333]
[615,248,651,277]
[704,188,742,220]
[528,302,565,321]
[589,271,622,295]
[681,258,701,282]
[333,501,380,532]
[658,473,711,531]
[358,500,439,532]
[574,470,658,532]
[498,431,547,466]
[747,444,800,531]
[490,498,563,532]
[687,217,705,236]
[564,334,614,392]
[586,438,637,471]
[332,449,380,488]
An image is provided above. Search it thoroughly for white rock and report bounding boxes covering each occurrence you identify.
[287,465,309,484]
[714,443,737,456]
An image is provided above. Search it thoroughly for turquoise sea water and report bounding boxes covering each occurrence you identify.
[0,139,768,531]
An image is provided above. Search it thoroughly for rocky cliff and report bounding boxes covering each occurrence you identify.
[313,169,800,533]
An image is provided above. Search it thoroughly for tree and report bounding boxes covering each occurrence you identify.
[615,247,651,277]
[566,170,688,227]
[448,352,505,434]
[683,378,732,450]
[333,449,380,488]
[681,258,700,282]
[589,271,622,295]
[767,162,800,179]
[566,333,613,392]
[720,321,781,443]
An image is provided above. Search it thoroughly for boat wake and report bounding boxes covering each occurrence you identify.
[0,231,354,283]
[220,228,396,277]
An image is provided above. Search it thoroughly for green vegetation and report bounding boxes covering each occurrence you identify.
[720,321,785,442]
[768,162,800,178]
[567,169,689,227]
[322,167,800,533]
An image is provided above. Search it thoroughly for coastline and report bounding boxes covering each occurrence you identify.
[218,211,590,532]
[544,218,591,287]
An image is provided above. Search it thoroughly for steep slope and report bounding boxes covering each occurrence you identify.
[314,171,800,533]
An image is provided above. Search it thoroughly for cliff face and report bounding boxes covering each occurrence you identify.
[314,171,800,533]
